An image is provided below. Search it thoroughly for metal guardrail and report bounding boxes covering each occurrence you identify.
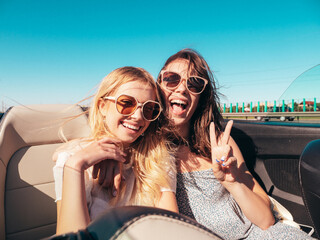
[222,112,320,117]
[222,111,320,121]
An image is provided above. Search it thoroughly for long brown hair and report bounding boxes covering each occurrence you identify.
[157,49,223,159]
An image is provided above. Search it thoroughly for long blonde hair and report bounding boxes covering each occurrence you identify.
[88,66,175,206]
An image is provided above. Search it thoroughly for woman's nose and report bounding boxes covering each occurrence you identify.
[175,78,188,93]
[130,106,144,120]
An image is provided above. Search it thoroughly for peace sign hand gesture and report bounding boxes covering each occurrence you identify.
[210,120,238,183]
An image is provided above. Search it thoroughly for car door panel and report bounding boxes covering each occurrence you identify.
[231,121,320,226]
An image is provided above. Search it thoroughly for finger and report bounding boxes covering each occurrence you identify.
[222,156,237,167]
[210,122,218,147]
[212,159,222,173]
[99,144,127,161]
[221,145,231,161]
[112,163,122,197]
[95,147,126,164]
[98,137,122,145]
[98,139,127,156]
[98,161,108,185]
[103,160,116,187]
[92,162,100,179]
[221,120,233,145]
[213,157,220,166]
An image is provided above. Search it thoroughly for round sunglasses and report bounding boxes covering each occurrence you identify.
[160,70,208,94]
[103,94,162,121]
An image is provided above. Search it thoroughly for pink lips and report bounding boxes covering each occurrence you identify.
[121,121,141,135]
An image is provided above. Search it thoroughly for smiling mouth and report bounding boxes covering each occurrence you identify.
[121,122,141,131]
[170,99,187,110]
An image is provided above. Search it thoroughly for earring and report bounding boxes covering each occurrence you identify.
[141,132,145,137]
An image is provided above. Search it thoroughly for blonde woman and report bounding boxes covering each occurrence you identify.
[53,67,178,235]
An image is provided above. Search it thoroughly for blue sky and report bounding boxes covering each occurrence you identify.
[1,0,320,110]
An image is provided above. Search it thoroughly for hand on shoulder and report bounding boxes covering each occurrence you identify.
[52,138,87,162]
[65,137,127,172]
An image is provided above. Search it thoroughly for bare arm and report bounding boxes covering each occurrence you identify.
[56,165,89,234]
[223,137,274,229]
[210,121,275,230]
[55,138,126,235]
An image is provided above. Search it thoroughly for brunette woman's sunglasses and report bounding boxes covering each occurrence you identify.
[160,71,208,94]
[103,94,162,121]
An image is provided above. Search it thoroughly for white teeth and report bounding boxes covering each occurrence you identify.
[122,122,139,130]
[171,99,187,105]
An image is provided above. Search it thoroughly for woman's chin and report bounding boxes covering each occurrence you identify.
[116,134,140,147]
[170,116,190,130]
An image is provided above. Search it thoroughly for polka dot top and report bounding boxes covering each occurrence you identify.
[176,169,314,239]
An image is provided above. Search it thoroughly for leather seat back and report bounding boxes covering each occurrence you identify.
[299,139,320,239]
[0,104,90,240]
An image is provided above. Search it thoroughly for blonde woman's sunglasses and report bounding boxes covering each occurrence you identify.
[103,94,162,121]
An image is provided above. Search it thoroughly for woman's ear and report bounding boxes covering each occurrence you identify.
[98,98,108,117]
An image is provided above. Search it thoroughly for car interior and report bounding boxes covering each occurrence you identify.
[0,104,90,240]
[0,104,319,239]
[231,120,320,238]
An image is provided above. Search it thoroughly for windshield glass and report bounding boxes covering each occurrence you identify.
[279,64,320,112]
[222,64,320,123]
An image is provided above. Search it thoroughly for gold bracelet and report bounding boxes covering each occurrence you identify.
[64,164,82,173]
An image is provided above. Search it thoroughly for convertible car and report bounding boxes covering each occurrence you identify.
[0,102,319,240]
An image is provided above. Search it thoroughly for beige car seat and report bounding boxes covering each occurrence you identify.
[0,104,90,240]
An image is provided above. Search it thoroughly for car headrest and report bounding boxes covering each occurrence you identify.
[0,104,90,165]
[299,139,320,239]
